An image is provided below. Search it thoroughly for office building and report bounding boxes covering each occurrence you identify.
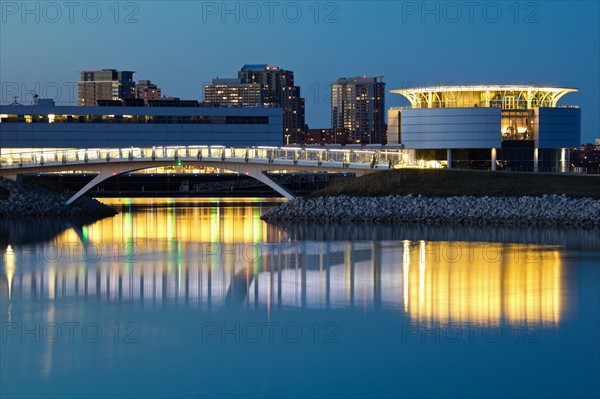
[204,65,306,144]
[332,76,386,144]
[78,69,136,106]
[204,78,267,107]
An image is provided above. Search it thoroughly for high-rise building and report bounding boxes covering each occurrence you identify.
[78,69,136,106]
[238,65,305,144]
[331,76,386,144]
[136,80,162,101]
[204,64,306,144]
[203,78,267,107]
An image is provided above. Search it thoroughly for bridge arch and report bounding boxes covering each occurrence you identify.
[63,161,296,205]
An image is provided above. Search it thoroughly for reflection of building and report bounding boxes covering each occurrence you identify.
[401,241,564,325]
[1,202,568,326]
[332,77,386,144]
[78,69,136,106]
[388,86,581,172]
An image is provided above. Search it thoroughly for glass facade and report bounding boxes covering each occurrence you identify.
[497,140,535,172]
[501,110,535,140]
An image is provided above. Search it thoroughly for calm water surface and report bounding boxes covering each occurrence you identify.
[1,198,599,398]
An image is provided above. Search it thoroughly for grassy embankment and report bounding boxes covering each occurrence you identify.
[308,169,600,199]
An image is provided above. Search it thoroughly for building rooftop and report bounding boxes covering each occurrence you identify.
[392,85,577,94]
[241,64,279,71]
[210,78,244,85]
[336,76,385,83]
[391,85,578,109]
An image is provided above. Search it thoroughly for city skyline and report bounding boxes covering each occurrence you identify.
[0,1,598,143]
[2,3,599,398]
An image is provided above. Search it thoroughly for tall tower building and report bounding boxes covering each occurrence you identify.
[331,76,386,144]
[78,69,136,106]
[238,65,305,144]
[204,64,306,144]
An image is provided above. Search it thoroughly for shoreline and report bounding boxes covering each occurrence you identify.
[0,178,117,219]
[261,194,600,228]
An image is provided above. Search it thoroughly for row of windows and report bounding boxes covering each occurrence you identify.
[0,114,270,125]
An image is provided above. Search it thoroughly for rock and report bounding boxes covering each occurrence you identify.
[260,194,600,228]
[0,178,117,219]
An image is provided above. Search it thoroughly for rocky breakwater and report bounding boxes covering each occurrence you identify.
[261,195,600,228]
[0,178,117,218]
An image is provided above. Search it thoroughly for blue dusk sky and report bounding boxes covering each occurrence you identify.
[1,0,598,143]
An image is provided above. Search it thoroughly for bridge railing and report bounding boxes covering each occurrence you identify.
[0,145,413,170]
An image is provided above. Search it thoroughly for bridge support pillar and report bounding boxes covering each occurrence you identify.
[248,170,296,201]
[65,169,115,206]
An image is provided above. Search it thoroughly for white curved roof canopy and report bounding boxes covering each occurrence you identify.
[391,85,578,109]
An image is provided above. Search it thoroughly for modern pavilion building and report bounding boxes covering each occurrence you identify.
[388,85,581,172]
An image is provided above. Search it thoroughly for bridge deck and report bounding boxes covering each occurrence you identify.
[0,146,421,204]
[0,145,415,171]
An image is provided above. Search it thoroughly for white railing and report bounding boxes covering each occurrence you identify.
[0,146,416,171]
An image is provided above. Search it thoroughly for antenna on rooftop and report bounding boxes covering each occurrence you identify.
[29,91,39,105]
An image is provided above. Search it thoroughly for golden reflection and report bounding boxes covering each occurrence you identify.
[402,240,410,312]
[0,199,568,325]
[4,245,15,299]
[403,242,563,325]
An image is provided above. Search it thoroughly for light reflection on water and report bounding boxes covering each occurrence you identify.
[0,198,598,398]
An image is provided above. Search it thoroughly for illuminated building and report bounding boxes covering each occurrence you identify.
[204,78,267,107]
[332,76,386,144]
[0,102,283,159]
[204,65,306,144]
[78,69,136,106]
[388,85,581,172]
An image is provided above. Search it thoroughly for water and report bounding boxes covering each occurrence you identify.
[1,198,599,398]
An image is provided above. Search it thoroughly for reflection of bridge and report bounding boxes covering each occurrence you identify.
[0,146,406,203]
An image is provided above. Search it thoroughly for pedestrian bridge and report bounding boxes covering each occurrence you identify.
[0,145,410,204]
